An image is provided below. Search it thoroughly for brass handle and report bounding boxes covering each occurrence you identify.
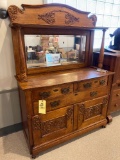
[40,91,50,99]
[83,82,92,89]
[90,91,97,97]
[50,100,60,107]
[61,88,70,94]
[116,94,120,97]
[99,80,105,85]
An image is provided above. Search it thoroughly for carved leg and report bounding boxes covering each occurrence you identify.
[107,115,112,123]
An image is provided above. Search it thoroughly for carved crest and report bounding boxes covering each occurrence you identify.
[8,5,23,22]
[89,14,97,26]
[38,10,79,25]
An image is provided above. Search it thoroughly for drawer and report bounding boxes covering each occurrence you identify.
[33,86,109,114]
[74,76,108,92]
[111,89,120,101]
[32,83,73,101]
[110,99,120,113]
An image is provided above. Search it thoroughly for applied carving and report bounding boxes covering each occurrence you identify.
[16,73,27,82]
[41,116,66,136]
[89,14,97,26]
[32,116,41,130]
[79,104,85,115]
[38,10,79,25]
[65,13,79,25]
[102,97,108,105]
[8,5,23,22]
[85,104,102,119]
[66,107,73,120]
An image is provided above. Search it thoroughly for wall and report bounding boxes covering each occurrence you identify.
[0,0,43,129]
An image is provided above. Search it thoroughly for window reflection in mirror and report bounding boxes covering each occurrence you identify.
[24,35,86,68]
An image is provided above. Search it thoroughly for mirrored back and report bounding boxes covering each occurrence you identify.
[24,35,86,68]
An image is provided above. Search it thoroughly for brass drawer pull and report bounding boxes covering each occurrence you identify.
[50,100,60,107]
[40,91,50,98]
[61,88,70,94]
[99,80,105,85]
[83,82,92,89]
[90,91,97,97]
[116,94,120,97]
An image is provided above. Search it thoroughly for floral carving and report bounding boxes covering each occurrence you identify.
[16,73,27,82]
[65,13,79,25]
[66,108,73,120]
[102,97,108,105]
[32,116,41,130]
[8,5,23,22]
[79,104,85,115]
[41,116,66,136]
[38,12,55,24]
[38,10,79,25]
[85,104,102,119]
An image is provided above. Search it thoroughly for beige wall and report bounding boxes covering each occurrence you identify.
[0,0,43,128]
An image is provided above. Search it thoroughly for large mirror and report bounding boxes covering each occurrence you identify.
[24,35,86,68]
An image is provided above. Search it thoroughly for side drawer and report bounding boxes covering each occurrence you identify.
[32,83,73,101]
[110,99,120,113]
[33,86,109,114]
[74,76,108,92]
[111,89,120,101]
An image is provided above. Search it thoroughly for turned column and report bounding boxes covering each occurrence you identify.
[98,29,106,68]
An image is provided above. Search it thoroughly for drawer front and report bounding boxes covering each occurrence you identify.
[111,89,120,101]
[76,95,108,129]
[110,100,120,113]
[32,83,73,101]
[32,105,74,146]
[74,76,108,92]
[33,86,109,114]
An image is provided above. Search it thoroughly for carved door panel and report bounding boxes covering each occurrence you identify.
[76,96,108,129]
[32,105,73,146]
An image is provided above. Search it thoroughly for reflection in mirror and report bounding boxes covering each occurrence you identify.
[24,35,86,68]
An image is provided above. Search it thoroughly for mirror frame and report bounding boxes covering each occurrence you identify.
[8,3,107,82]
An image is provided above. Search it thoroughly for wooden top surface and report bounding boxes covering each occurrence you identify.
[18,67,114,90]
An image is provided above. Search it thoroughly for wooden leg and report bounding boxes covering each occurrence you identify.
[32,155,36,159]
[107,115,112,123]
[102,124,106,128]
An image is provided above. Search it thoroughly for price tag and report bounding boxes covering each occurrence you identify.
[38,100,46,114]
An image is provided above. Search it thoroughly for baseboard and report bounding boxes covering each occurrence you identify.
[0,122,23,137]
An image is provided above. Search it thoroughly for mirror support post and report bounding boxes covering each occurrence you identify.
[98,29,106,69]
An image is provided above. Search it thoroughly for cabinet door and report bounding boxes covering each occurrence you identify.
[32,105,73,146]
[76,96,108,129]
